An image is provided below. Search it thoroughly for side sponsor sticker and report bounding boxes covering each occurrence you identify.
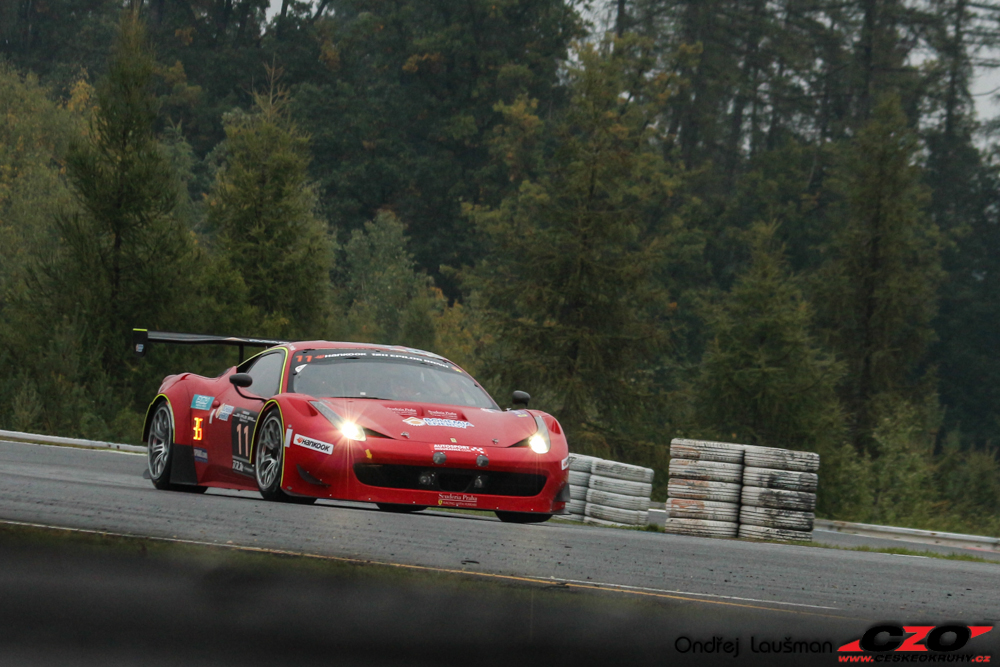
[194,447,208,463]
[232,459,254,476]
[191,394,214,410]
[216,404,234,422]
[293,434,335,455]
[231,408,257,477]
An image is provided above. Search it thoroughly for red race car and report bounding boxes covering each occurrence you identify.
[134,330,570,523]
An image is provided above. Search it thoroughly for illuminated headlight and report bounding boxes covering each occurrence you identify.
[310,400,366,442]
[528,414,551,454]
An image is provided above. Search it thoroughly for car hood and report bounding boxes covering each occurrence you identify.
[316,398,539,448]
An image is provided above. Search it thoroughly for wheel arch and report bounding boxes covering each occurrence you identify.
[142,394,174,443]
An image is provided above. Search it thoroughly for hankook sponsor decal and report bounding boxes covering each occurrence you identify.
[293,434,335,455]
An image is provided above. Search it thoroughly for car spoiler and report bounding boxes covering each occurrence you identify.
[133,329,287,363]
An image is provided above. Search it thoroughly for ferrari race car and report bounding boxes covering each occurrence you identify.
[134,330,570,522]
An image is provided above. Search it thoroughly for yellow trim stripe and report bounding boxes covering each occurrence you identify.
[143,394,174,441]
[250,399,286,487]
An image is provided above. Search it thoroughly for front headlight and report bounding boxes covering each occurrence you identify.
[528,414,551,454]
[310,400,366,442]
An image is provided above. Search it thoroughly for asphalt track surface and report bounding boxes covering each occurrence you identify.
[1,439,999,665]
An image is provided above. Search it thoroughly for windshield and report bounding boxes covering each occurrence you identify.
[288,350,498,409]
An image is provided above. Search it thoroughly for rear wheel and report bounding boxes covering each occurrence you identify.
[376,503,426,513]
[495,511,552,524]
[147,403,176,491]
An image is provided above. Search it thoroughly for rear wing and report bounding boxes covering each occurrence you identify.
[133,329,286,363]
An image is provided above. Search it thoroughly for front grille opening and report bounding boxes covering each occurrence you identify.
[354,463,546,497]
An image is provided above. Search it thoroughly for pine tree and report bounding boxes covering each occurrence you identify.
[208,74,332,338]
[340,210,437,350]
[818,95,943,453]
[48,6,192,374]
[466,36,686,458]
[694,223,844,451]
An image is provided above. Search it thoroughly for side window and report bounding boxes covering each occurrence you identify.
[245,352,285,398]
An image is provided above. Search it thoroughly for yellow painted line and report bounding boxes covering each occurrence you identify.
[0,519,854,619]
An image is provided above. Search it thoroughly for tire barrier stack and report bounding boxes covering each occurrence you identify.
[663,439,820,542]
[664,439,745,538]
[738,445,819,542]
[565,453,654,527]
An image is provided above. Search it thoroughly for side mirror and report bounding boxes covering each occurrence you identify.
[512,390,530,409]
[230,373,253,388]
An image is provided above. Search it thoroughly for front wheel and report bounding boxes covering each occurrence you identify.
[254,410,316,505]
[495,511,552,524]
[255,411,288,502]
[147,402,176,490]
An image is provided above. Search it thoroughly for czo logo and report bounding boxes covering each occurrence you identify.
[839,624,993,654]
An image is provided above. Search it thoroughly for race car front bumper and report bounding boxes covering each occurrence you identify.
[281,436,569,514]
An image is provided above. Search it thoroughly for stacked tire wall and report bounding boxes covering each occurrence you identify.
[664,439,744,538]
[663,439,820,542]
[738,446,819,542]
[565,453,653,527]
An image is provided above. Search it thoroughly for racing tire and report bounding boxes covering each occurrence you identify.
[585,489,651,512]
[568,453,600,473]
[665,499,739,522]
[495,511,552,524]
[743,446,820,473]
[670,439,746,464]
[668,459,743,484]
[567,499,586,515]
[738,524,812,542]
[591,460,655,484]
[376,503,426,513]
[254,410,294,503]
[742,466,818,493]
[739,506,814,531]
[662,518,738,538]
[569,484,588,501]
[588,475,652,498]
[568,470,591,487]
[147,402,177,491]
[667,479,741,503]
[584,503,648,526]
[741,486,816,511]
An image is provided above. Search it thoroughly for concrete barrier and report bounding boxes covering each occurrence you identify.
[0,429,146,454]
[814,519,1000,552]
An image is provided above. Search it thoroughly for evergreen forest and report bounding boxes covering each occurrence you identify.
[3,0,1000,533]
